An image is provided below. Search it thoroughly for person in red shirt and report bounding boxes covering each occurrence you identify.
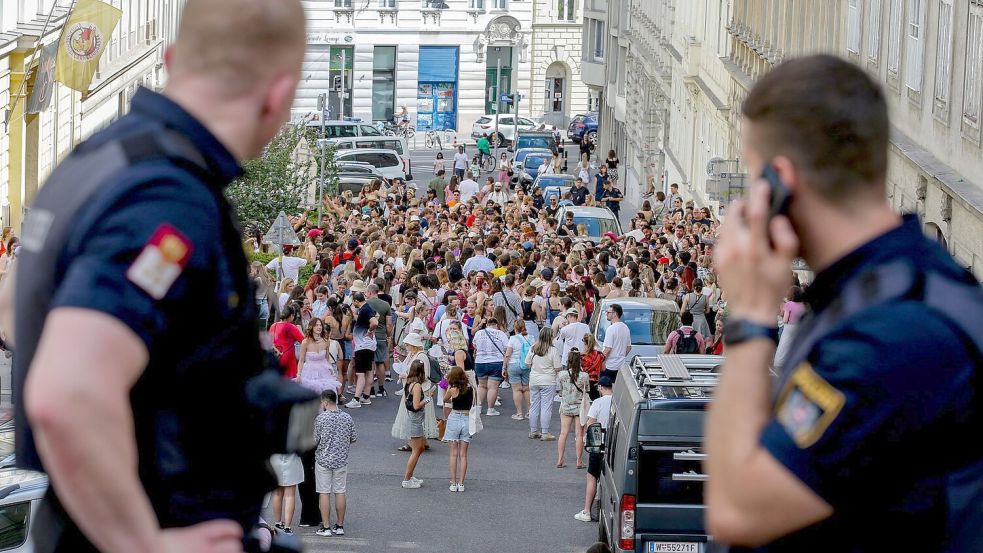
[332,238,363,272]
[580,334,605,400]
[270,305,306,378]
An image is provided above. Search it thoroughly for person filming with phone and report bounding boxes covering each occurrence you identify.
[706,55,982,553]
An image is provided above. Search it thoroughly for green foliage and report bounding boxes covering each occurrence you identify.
[303,125,341,198]
[227,124,315,236]
[298,265,315,287]
[247,251,277,266]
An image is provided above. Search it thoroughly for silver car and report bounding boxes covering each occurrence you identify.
[589,298,681,362]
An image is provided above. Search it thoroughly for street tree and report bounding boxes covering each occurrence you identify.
[227,123,318,235]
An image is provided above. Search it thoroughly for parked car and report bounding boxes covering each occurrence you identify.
[586,354,722,553]
[567,112,599,144]
[543,185,572,205]
[0,419,49,553]
[306,120,383,138]
[512,130,559,154]
[333,148,410,181]
[533,173,577,191]
[325,136,410,175]
[471,114,539,146]
[518,152,555,186]
[334,162,390,195]
[554,205,623,243]
[589,297,681,363]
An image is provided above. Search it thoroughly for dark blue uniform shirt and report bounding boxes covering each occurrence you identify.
[748,214,981,553]
[37,88,270,550]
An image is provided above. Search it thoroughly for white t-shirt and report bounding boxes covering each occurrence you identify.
[602,321,631,371]
[267,256,308,283]
[558,321,591,366]
[458,179,480,202]
[454,152,470,170]
[588,394,613,429]
[507,334,531,369]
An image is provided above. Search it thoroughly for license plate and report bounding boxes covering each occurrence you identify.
[648,542,700,553]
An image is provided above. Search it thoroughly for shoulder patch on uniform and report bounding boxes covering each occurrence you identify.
[775,362,845,448]
[126,224,193,300]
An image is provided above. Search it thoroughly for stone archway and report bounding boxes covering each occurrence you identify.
[476,15,525,63]
[543,61,570,127]
[925,221,948,251]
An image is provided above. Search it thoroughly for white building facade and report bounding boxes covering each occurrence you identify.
[528,0,590,127]
[298,0,535,136]
[582,0,983,278]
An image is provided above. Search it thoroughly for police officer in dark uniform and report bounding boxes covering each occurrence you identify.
[0,1,311,552]
[706,55,982,552]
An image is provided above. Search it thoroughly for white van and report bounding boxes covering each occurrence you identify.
[305,120,384,139]
[334,149,409,181]
[326,136,411,178]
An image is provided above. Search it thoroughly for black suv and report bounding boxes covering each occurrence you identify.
[585,355,724,553]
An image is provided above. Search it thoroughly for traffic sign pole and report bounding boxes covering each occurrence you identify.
[493,59,502,164]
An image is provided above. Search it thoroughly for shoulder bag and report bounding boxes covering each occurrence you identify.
[468,382,484,436]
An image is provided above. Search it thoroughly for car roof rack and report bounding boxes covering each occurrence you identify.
[630,355,722,400]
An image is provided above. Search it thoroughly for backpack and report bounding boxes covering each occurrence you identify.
[427,355,443,385]
[404,383,424,412]
[421,294,439,331]
[517,336,532,371]
[675,329,699,354]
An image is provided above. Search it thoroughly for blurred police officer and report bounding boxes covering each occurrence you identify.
[0,1,307,552]
[707,55,982,552]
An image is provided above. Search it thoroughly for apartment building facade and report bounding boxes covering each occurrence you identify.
[1,0,184,233]
[582,0,982,277]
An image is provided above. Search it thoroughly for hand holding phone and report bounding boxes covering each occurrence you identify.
[760,164,792,222]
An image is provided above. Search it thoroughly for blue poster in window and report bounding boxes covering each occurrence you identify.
[417,46,459,131]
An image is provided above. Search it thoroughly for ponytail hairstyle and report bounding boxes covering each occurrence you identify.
[567,350,583,389]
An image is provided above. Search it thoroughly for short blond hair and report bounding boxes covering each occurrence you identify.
[169,0,306,97]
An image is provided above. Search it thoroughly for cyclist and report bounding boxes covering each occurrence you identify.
[396,104,410,132]
[476,133,491,168]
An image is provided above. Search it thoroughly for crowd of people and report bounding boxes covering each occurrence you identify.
[245,143,813,539]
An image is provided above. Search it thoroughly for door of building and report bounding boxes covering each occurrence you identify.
[484,46,513,115]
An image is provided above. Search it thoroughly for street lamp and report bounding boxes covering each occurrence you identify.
[316,138,331,225]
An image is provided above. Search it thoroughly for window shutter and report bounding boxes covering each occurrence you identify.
[848,0,861,53]
[904,0,926,91]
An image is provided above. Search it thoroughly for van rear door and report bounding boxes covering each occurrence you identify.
[634,408,709,549]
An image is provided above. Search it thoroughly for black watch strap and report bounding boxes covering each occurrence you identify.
[724,318,780,345]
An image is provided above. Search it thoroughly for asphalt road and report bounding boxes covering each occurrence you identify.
[263,386,599,553]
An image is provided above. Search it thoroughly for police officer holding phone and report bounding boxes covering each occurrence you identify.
[0,1,314,552]
[706,55,982,552]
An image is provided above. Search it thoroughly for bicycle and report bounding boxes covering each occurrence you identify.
[479,152,495,173]
[424,129,443,150]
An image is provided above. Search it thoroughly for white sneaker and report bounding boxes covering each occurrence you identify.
[511,413,524,420]
[486,408,501,416]
[395,388,404,396]
[401,479,421,489]
[410,476,423,484]
[359,397,372,405]
[457,483,465,492]
[574,510,592,522]
[500,381,511,389]
[494,398,502,406]
[449,483,459,492]
[344,399,361,409]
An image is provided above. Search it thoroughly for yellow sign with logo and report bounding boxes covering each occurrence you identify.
[55,0,123,93]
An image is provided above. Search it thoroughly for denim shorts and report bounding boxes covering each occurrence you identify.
[341,340,352,360]
[373,340,389,363]
[474,361,503,381]
[507,366,530,386]
[444,412,471,442]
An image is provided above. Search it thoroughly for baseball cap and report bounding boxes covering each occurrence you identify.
[565,308,579,317]
[347,238,359,250]
[598,376,614,388]
[541,267,554,279]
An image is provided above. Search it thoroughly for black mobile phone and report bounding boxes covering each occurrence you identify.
[761,163,792,220]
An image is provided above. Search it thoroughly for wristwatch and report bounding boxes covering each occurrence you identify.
[724,318,780,346]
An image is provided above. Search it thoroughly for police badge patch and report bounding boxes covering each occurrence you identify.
[776,362,845,448]
[126,224,193,300]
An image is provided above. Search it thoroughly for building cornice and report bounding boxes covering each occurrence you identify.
[890,126,983,218]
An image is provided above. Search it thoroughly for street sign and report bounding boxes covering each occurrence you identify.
[500,93,512,104]
[263,211,301,247]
